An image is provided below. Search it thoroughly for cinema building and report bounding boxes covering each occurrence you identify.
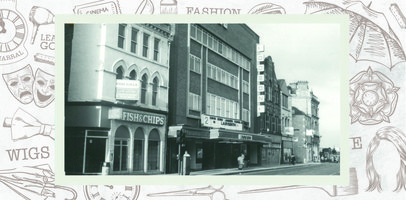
[64,24,173,175]
[166,24,272,173]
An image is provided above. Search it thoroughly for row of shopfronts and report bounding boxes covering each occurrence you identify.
[65,105,298,174]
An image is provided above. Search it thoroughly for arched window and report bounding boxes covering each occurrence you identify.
[129,70,136,80]
[148,129,160,171]
[133,127,144,171]
[113,126,130,172]
[116,66,124,80]
[152,77,159,106]
[141,74,148,104]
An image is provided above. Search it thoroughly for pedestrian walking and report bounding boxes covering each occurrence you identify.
[290,154,296,165]
[237,153,245,170]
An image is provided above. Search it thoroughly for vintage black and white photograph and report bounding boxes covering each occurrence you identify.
[64,22,343,176]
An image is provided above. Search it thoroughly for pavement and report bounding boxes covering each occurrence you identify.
[188,162,322,175]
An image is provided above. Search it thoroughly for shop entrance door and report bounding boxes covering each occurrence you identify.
[84,137,107,173]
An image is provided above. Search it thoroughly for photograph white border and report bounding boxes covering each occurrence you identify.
[55,14,349,185]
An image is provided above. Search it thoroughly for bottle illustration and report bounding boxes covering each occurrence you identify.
[135,0,155,14]
[160,0,177,14]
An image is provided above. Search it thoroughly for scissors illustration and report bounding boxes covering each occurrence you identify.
[0,164,77,200]
[147,185,229,200]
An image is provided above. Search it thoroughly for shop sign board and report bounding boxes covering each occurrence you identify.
[201,114,243,131]
[257,64,264,72]
[258,95,265,103]
[306,129,314,136]
[257,105,265,113]
[256,43,265,116]
[284,127,294,135]
[115,80,140,100]
[238,134,253,141]
[109,108,166,126]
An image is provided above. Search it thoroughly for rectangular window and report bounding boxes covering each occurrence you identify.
[142,33,149,58]
[212,67,216,80]
[221,98,225,117]
[189,93,200,111]
[216,96,221,116]
[217,68,221,82]
[243,81,249,94]
[210,94,215,115]
[196,28,202,42]
[190,55,201,74]
[118,24,126,49]
[130,28,138,53]
[203,32,208,46]
[225,100,230,118]
[234,102,238,119]
[242,109,250,122]
[218,42,223,54]
[190,25,196,39]
[154,38,160,61]
[213,39,218,52]
[207,64,212,78]
[208,35,213,49]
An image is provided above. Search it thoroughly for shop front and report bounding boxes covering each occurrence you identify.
[166,125,273,173]
[65,105,166,175]
[281,136,294,164]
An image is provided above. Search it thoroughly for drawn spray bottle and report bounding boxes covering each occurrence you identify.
[160,0,177,14]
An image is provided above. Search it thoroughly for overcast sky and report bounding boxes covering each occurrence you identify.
[248,23,341,149]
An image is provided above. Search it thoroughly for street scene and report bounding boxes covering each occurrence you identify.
[64,23,341,175]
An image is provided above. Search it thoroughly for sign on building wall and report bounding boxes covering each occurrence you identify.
[306,129,314,136]
[109,108,166,126]
[238,134,253,140]
[115,80,140,100]
[256,44,265,117]
[201,114,243,131]
[284,127,294,135]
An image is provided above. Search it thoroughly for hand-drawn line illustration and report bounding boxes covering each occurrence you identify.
[349,67,399,125]
[33,68,55,107]
[0,0,28,65]
[0,164,77,200]
[73,0,122,14]
[2,65,55,107]
[84,185,140,200]
[29,6,54,44]
[135,0,154,14]
[389,4,406,29]
[350,136,362,149]
[303,0,406,69]
[239,168,358,197]
[3,108,55,141]
[2,64,34,104]
[160,0,177,14]
[34,53,55,65]
[148,185,229,200]
[247,2,286,14]
[366,126,406,192]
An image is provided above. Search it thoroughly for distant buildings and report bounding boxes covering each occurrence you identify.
[279,79,294,164]
[289,81,320,163]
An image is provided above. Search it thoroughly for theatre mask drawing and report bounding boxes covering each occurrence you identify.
[2,65,34,104]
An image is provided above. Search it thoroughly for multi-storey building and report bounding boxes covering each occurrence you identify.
[64,24,173,175]
[257,56,282,166]
[289,81,320,163]
[278,79,294,164]
[166,24,269,173]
